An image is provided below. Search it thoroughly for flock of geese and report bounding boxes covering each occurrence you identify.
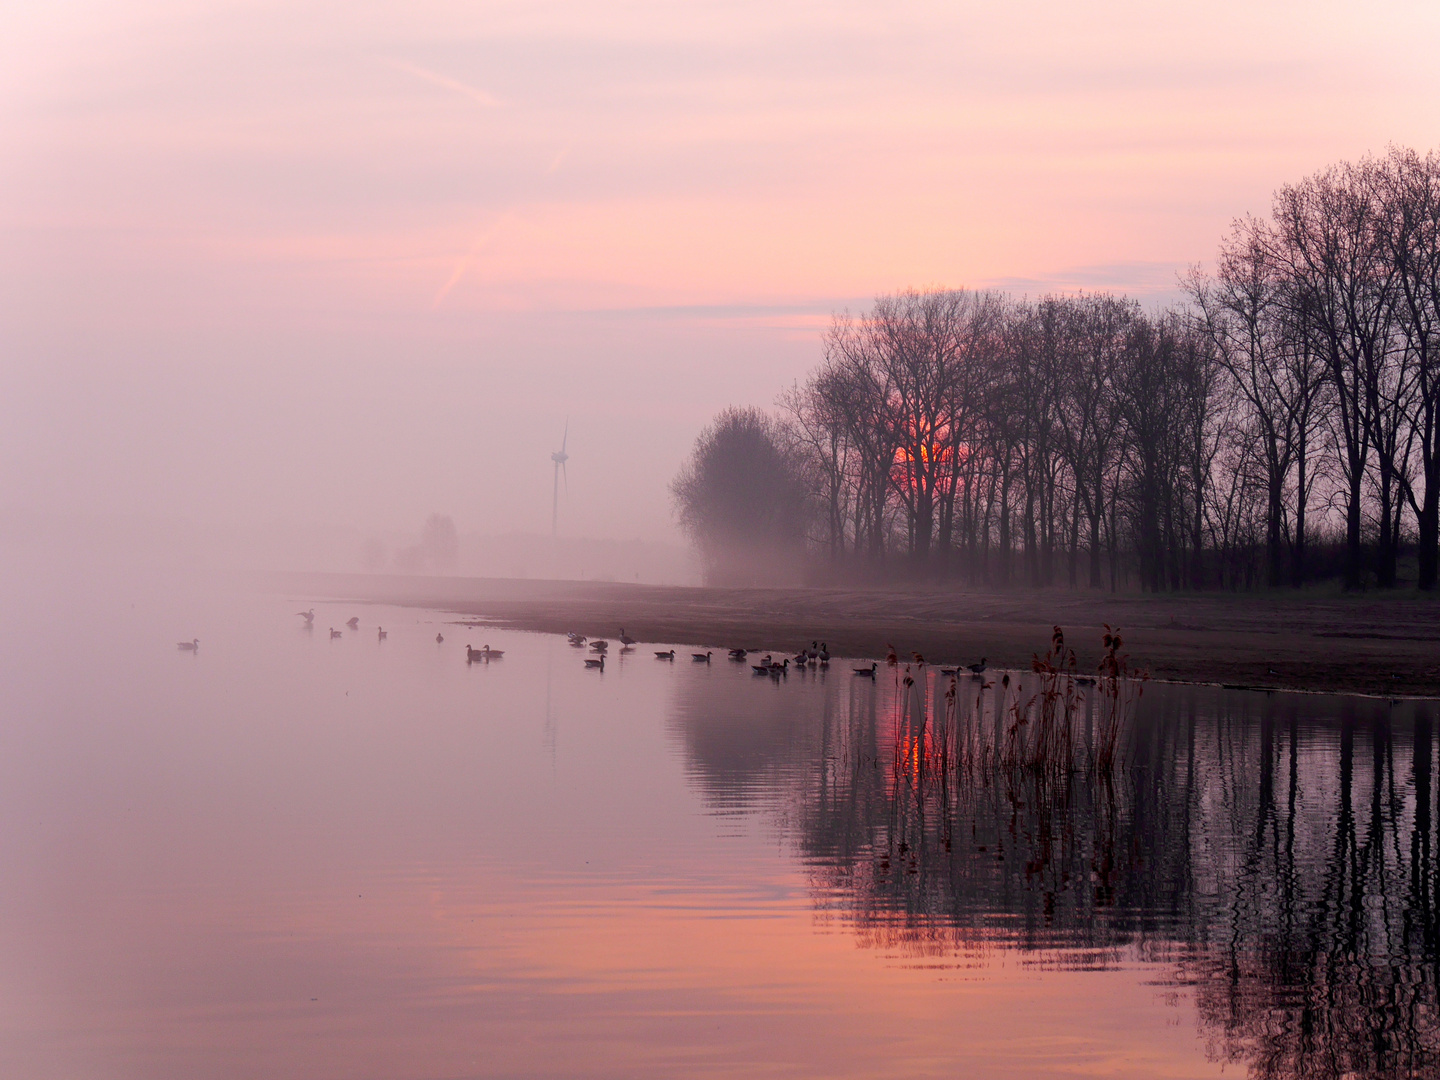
[562,631,993,684]
[180,612,991,685]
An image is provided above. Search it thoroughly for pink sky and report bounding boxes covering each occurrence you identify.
[3,0,1439,556]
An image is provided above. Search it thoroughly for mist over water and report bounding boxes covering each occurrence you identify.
[1,554,1432,1078]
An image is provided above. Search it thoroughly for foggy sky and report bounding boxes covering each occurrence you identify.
[4,0,1438,555]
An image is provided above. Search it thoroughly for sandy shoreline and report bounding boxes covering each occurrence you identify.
[275,571,1440,697]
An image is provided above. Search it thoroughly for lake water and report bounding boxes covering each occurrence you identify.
[1,565,1435,1079]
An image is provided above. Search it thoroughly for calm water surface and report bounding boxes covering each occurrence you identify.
[1,567,1435,1078]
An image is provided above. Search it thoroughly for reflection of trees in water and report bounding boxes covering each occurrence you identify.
[671,676,1440,1078]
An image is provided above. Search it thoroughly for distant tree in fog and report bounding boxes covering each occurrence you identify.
[671,407,810,584]
[420,513,458,571]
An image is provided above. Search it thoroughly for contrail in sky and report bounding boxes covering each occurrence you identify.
[383,58,502,108]
[433,215,511,309]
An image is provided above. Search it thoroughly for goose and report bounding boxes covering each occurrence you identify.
[346,617,359,630]
[853,662,877,677]
[752,663,771,675]
[590,640,609,652]
[466,644,483,663]
[618,629,637,647]
[807,640,820,661]
[692,651,712,663]
[568,632,587,647]
[792,650,808,665]
[585,655,605,670]
[484,645,503,658]
[728,648,748,661]
[435,632,444,644]
[177,638,199,651]
[330,628,342,639]
[967,657,988,675]
[768,658,789,678]
[655,649,676,660]
[377,627,387,641]
[818,643,829,667]
[297,609,315,625]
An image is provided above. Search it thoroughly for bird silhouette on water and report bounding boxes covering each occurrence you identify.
[346,617,359,630]
[377,627,387,641]
[330,628,342,639]
[297,609,315,626]
[435,632,444,644]
[177,638,199,652]
[655,649,675,660]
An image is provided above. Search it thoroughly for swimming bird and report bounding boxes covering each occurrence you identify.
[967,657,988,675]
[177,638,199,651]
[435,632,444,644]
[330,628,342,639]
[377,627,387,641]
[590,640,609,652]
[346,617,359,630]
[585,655,605,670]
[769,658,789,678]
[619,628,637,647]
[483,645,503,658]
[692,651,712,663]
[568,632,587,647]
[297,609,315,626]
[655,649,675,660]
[854,662,877,677]
[466,644,483,663]
[752,663,771,675]
[728,648,748,661]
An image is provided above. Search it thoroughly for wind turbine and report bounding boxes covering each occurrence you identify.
[550,421,568,537]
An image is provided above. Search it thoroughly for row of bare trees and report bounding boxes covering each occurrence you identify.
[730,147,1440,591]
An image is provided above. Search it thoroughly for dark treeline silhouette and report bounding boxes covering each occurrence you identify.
[675,147,1440,591]
[670,674,1440,1078]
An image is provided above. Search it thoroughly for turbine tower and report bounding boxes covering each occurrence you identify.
[550,422,568,537]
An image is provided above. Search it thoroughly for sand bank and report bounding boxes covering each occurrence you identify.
[277,572,1440,697]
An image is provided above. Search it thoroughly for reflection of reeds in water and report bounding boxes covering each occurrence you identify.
[919,626,1146,779]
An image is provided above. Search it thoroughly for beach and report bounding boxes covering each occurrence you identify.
[278,572,1440,697]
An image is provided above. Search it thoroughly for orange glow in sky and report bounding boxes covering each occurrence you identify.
[4,0,1440,543]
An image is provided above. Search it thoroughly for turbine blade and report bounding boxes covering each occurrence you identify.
[561,420,568,454]
[563,459,568,492]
